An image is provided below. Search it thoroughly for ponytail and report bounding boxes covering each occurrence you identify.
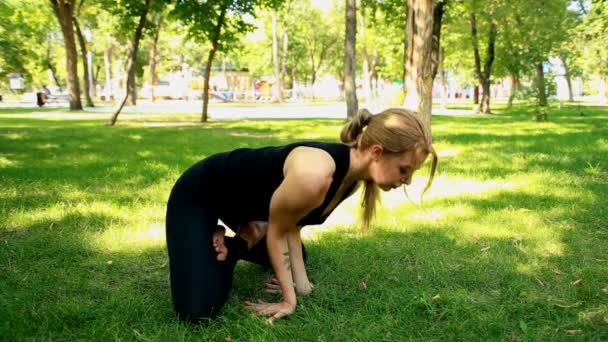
[339,107,437,229]
[340,108,373,145]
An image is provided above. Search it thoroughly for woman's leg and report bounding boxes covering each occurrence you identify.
[166,200,245,322]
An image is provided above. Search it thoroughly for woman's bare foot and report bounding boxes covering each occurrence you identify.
[213,225,228,261]
[237,221,268,250]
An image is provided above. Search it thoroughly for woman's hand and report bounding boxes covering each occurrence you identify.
[264,277,313,296]
[296,280,314,296]
[244,299,295,325]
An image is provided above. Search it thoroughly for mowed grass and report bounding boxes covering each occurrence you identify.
[0,104,607,341]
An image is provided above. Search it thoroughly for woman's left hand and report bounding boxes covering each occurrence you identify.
[244,299,295,325]
[264,277,313,296]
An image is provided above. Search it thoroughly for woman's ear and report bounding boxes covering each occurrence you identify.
[370,144,383,161]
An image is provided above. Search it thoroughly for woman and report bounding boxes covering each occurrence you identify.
[165,108,437,324]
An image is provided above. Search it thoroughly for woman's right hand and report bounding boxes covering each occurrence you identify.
[245,299,296,325]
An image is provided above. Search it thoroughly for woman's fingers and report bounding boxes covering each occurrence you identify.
[244,300,294,320]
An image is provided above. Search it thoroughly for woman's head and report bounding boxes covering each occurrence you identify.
[340,108,438,226]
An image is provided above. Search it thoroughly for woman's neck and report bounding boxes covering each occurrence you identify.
[346,147,371,184]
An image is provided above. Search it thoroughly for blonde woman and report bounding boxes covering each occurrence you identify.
[165,108,437,323]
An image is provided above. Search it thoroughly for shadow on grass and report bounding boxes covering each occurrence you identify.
[2,190,606,340]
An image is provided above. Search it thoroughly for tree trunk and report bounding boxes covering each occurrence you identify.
[438,46,447,109]
[107,0,151,126]
[473,85,479,104]
[402,2,408,95]
[104,46,114,101]
[371,49,378,97]
[272,10,284,102]
[559,55,574,102]
[46,60,63,92]
[73,17,94,107]
[344,0,358,118]
[507,73,517,108]
[361,10,371,106]
[49,0,82,110]
[470,13,496,114]
[599,74,607,104]
[125,46,137,106]
[46,33,63,92]
[281,31,288,96]
[150,16,163,103]
[535,63,547,106]
[201,5,227,122]
[403,0,444,126]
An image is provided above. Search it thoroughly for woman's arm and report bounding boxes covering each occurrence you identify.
[246,147,335,323]
[286,230,313,295]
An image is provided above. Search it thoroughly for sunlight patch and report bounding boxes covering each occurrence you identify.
[94,221,166,252]
[2,132,24,140]
[408,205,475,222]
[129,134,143,141]
[137,150,153,157]
[36,143,59,149]
[536,242,564,257]
[0,156,17,168]
[382,176,518,208]
[437,149,460,158]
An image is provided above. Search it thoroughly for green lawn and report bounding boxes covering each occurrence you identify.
[1,105,607,340]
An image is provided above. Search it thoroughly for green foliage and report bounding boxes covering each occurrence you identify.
[580,1,608,77]
[168,0,257,53]
[0,104,607,339]
[532,105,550,121]
[0,0,58,89]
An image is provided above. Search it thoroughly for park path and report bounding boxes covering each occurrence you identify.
[1,99,475,119]
[84,100,476,119]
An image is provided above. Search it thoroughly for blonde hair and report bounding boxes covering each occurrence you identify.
[340,108,438,227]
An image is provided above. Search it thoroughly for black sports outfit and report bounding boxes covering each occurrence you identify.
[165,142,354,322]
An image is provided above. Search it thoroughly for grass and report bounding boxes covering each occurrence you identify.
[1,103,607,341]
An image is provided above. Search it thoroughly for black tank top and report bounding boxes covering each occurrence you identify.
[203,141,354,226]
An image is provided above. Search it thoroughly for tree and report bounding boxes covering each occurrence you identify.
[403,0,445,126]
[49,0,83,110]
[469,11,496,113]
[0,1,60,89]
[148,13,165,102]
[73,0,95,107]
[272,9,284,101]
[345,0,358,118]
[581,0,608,103]
[107,0,153,126]
[170,0,264,122]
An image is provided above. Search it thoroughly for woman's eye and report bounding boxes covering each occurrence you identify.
[399,167,408,174]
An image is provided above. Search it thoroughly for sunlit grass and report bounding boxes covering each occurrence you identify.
[1,104,607,340]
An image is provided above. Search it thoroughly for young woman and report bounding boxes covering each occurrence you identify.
[165,108,437,324]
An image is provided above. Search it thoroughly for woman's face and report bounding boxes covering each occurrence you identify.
[369,146,428,191]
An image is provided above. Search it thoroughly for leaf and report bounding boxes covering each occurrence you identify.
[565,329,582,335]
[359,281,367,290]
[555,302,580,308]
[106,260,113,265]
[480,246,491,252]
[553,269,563,275]
[432,294,441,301]
[570,279,583,286]
[534,276,545,287]
[519,320,528,332]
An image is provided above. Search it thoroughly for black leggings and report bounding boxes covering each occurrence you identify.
[165,187,306,322]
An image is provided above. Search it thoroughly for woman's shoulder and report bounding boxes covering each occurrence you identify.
[286,145,336,177]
